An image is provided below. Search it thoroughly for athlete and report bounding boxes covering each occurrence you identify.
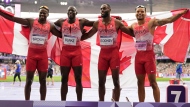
[81,4,134,101]
[0,6,61,100]
[130,5,187,102]
[54,6,94,101]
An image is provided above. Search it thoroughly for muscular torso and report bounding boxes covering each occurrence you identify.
[132,20,154,51]
[58,18,86,32]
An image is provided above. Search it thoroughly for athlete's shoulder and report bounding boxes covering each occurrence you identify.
[131,22,137,29]
[59,18,67,22]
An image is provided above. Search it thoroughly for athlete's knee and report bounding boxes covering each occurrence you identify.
[39,78,46,85]
[150,81,158,89]
[76,81,82,87]
[75,77,82,86]
[137,79,144,86]
[61,76,68,84]
[99,80,106,88]
[26,79,33,86]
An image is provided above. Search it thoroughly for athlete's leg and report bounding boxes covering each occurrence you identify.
[148,74,160,102]
[135,53,146,102]
[98,69,108,101]
[24,71,35,100]
[111,68,120,101]
[110,47,120,101]
[136,74,146,102]
[37,54,48,100]
[25,56,36,100]
[38,71,47,100]
[145,52,160,102]
[73,66,83,101]
[60,66,71,101]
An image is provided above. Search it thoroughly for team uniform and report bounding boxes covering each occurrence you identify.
[26,19,51,71]
[133,21,156,74]
[60,18,82,67]
[97,17,121,70]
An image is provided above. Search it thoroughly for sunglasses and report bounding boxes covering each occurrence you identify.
[136,5,145,8]
[39,6,49,11]
[135,5,146,11]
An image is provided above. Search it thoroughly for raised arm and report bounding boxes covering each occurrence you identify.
[0,8,32,26]
[50,23,62,38]
[152,9,188,27]
[118,20,135,37]
[81,21,98,40]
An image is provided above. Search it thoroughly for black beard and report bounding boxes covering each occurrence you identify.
[137,18,144,21]
[137,19,143,21]
[69,17,74,20]
[101,12,109,18]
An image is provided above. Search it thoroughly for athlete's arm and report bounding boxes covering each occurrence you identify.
[0,8,32,26]
[54,18,65,31]
[81,21,98,40]
[82,18,95,26]
[118,20,135,37]
[152,9,188,27]
[50,24,62,38]
[54,18,64,27]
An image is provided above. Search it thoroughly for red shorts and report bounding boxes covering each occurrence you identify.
[26,47,48,72]
[135,50,156,74]
[60,46,82,67]
[98,47,120,70]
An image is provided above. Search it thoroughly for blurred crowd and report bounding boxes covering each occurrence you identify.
[0,53,61,76]
[1,48,190,78]
[156,62,190,78]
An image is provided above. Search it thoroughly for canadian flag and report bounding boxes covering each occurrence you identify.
[0,8,189,88]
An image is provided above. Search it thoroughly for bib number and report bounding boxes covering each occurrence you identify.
[64,35,77,46]
[135,41,147,51]
[31,34,46,44]
[100,36,113,45]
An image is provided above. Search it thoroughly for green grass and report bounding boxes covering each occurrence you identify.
[156,78,190,81]
[1,76,190,82]
[0,76,61,82]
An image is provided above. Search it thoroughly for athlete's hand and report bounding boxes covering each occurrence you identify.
[181,9,189,15]
[115,16,122,21]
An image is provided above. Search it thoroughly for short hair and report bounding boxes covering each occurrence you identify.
[67,6,77,12]
[135,5,146,12]
[102,3,111,9]
[39,6,49,12]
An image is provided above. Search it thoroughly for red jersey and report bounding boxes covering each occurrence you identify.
[133,21,153,51]
[61,18,82,46]
[29,19,51,49]
[97,17,120,48]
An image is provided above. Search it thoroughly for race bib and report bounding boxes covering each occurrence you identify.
[64,35,77,45]
[100,36,113,45]
[135,41,147,51]
[31,34,46,44]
